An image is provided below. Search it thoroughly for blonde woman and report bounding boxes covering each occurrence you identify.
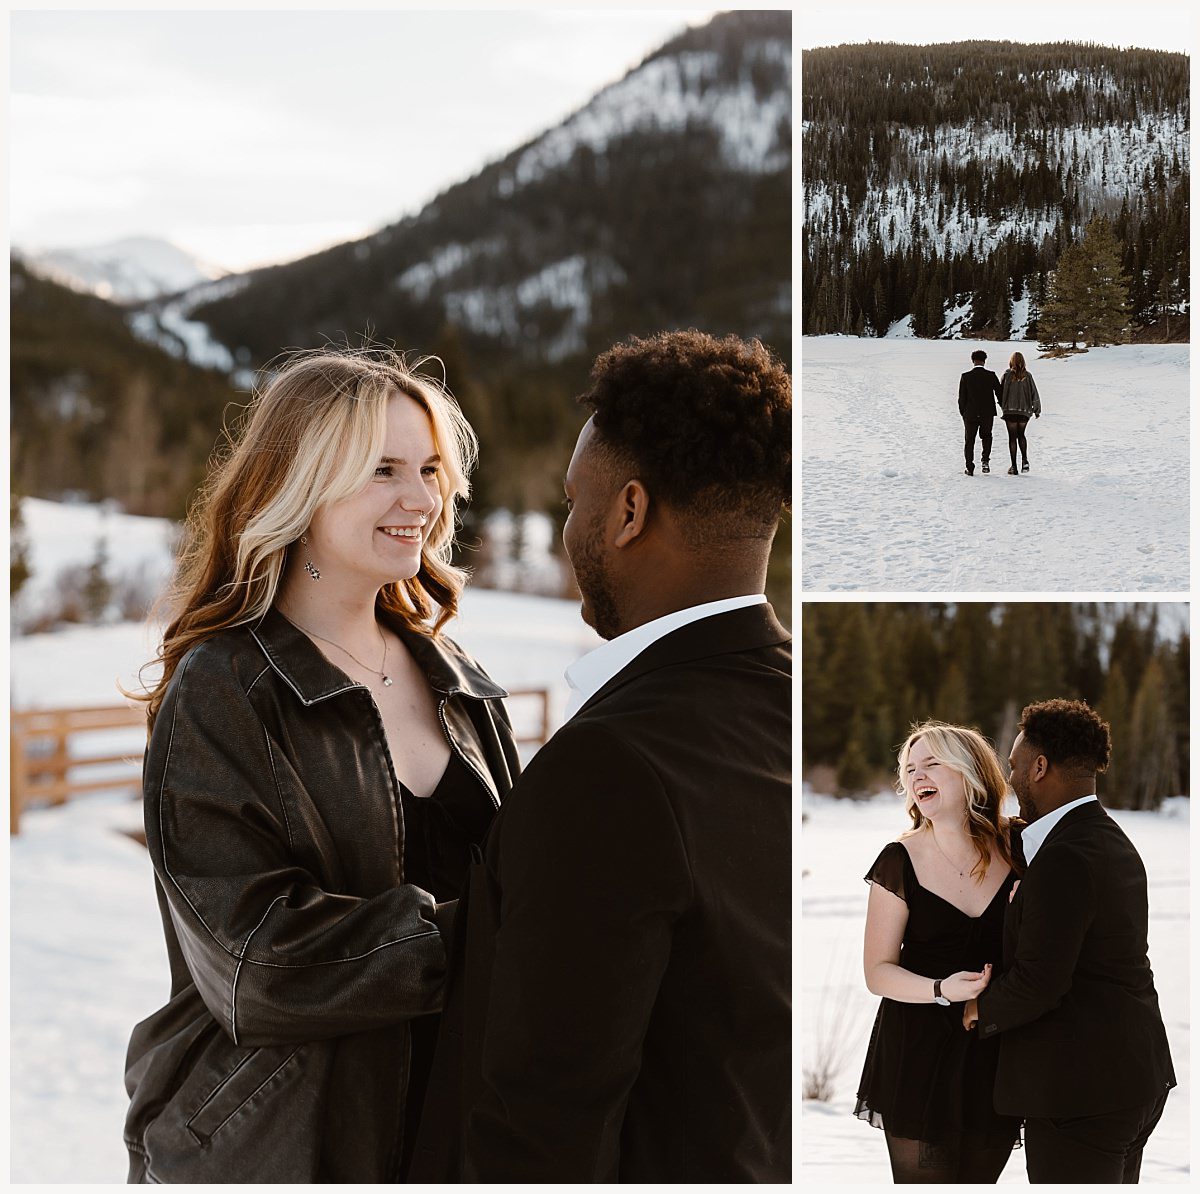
[123,349,520,1183]
[855,722,1023,1183]
[999,351,1041,474]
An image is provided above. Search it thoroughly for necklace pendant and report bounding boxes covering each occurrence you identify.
[382,675,393,687]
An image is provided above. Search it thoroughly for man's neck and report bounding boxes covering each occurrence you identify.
[613,576,765,638]
[1033,784,1097,820]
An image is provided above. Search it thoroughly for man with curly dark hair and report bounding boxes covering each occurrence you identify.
[413,331,791,1183]
[561,329,790,639]
[964,699,1175,1184]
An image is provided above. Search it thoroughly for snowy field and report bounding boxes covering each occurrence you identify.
[11,514,602,1182]
[801,790,1190,1184]
[801,339,1189,591]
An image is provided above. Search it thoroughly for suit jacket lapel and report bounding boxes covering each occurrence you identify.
[1037,799,1107,854]
[576,604,790,719]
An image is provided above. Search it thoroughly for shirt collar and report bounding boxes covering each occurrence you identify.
[563,594,766,722]
[1022,794,1098,864]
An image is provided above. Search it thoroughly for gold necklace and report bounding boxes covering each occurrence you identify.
[284,614,392,687]
[928,825,974,878]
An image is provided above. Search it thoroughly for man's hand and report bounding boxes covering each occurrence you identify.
[963,997,980,1031]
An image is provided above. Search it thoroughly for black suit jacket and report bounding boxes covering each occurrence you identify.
[958,367,1002,419]
[976,801,1175,1118]
[411,604,791,1182]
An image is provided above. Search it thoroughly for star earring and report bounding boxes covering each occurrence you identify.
[301,534,320,581]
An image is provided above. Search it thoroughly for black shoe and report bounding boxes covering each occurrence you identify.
[964,466,974,476]
[1022,461,1030,472]
[982,462,990,473]
[1008,466,1018,475]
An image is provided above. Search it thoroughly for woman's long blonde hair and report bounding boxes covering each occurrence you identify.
[896,721,1018,882]
[1008,351,1027,379]
[135,347,478,730]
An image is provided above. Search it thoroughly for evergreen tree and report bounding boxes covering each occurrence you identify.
[993,285,1013,340]
[82,536,112,623]
[1098,663,1131,807]
[1127,657,1177,810]
[10,493,31,598]
[1038,241,1090,350]
[836,713,875,795]
[1078,216,1131,345]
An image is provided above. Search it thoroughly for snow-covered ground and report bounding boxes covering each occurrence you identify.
[10,585,602,1183]
[801,790,1190,1183]
[802,338,1189,591]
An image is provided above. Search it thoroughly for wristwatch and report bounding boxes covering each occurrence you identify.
[933,978,951,1006]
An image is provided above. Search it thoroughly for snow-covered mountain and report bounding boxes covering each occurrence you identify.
[802,44,1190,339]
[21,236,228,304]
[151,10,791,376]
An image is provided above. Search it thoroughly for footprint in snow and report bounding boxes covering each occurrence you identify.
[1137,544,1155,555]
[882,468,899,478]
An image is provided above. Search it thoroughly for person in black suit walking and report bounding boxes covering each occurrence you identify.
[411,330,791,1182]
[964,700,1175,1184]
[958,349,1003,475]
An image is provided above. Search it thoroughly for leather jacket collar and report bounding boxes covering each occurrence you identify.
[250,606,508,705]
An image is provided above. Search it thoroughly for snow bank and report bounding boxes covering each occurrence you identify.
[801,790,1190,1183]
[801,338,1188,591]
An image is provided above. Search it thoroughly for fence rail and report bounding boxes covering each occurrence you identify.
[10,688,553,835]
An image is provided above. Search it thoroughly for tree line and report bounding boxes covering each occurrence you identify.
[802,603,1188,809]
[802,41,1189,339]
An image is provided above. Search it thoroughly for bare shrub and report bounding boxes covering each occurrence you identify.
[804,952,867,1103]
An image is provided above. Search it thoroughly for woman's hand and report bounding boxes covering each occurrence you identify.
[941,962,993,1002]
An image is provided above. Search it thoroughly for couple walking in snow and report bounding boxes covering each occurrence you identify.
[959,349,1041,476]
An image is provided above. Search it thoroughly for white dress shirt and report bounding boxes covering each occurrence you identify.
[563,594,767,722]
[1021,794,1098,865]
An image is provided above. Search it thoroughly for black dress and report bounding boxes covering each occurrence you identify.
[855,840,1022,1150]
[398,751,497,1180]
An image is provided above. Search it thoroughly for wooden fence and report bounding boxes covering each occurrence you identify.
[11,688,552,835]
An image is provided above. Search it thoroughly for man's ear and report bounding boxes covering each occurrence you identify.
[613,480,650,548]
[1032,753,1049,782]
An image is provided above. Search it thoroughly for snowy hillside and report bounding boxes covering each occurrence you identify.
[801,790,1190,1183]
[801,44,1189,338]
[21,236,228,304]
[510,40,790,186]
[804,115,1189,262]
[801,338,1188,591]
[166,10,790,379]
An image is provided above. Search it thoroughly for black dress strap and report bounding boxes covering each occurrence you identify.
[864,841,912,903]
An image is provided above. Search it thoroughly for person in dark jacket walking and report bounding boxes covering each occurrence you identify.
[998,351,1042,474]
[412,331,791,1182]
[958,350,1003,475]
[123,349,520,1183]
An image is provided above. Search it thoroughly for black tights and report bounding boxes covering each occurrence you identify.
[1005,418,1029,469]
[885,1130,1014,1184]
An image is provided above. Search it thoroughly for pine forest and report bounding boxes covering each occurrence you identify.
[802,603,1188,809]
[802,42,1189,341]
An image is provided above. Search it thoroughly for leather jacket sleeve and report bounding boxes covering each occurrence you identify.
[143,643,448,1048]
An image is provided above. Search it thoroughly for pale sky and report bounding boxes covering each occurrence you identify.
[11,8,722,271]
[801,0,1193,52]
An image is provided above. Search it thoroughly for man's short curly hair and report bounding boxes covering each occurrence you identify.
[577,330,791,541]
[1019,699,1111,776]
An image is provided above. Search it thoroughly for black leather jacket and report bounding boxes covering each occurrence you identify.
[124,606,519,1183]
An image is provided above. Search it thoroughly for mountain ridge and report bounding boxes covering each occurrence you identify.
[802,40,1189,339]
